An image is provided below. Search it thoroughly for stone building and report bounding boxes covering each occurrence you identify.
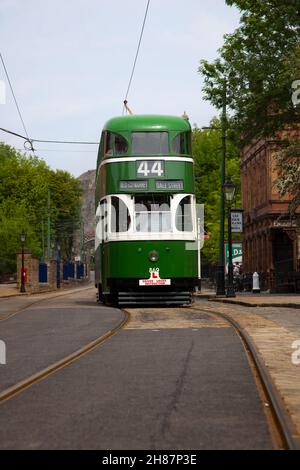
[241,127,300,292]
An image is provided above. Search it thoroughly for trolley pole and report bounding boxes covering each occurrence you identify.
[216,82,227,296]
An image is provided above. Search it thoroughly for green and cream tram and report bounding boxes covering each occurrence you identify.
[95,115,200,305]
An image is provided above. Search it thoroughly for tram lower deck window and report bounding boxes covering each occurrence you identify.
[175,196,193,231]
[111,196,130,232]
[135,195,171,232]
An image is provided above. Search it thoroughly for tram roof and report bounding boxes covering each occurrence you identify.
[103,115,191,133]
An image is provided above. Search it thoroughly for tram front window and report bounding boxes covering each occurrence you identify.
[131,132,168,155]
[135,195,171,232]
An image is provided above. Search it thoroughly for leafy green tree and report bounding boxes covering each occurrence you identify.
[0,144,82,272]
[274,141,300,219]
[192,118,241,264]
[0,199,41,272]
[199,0,300,144]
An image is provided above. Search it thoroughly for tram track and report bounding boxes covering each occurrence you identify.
[0,285,95,322]
[0,306,130,404]
[190,303,300,450]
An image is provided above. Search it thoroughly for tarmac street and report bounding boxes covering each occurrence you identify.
[0,288,275,450]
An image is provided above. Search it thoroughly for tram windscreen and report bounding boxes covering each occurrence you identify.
[135,194,171,232]
[131,132,168,155]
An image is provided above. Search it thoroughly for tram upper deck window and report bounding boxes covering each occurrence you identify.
[175,196,193,231]
[115,134,128,155]
[131,132,168,155]
[135,194,171,232]
[172,132,191,155]
[104,132,128,156]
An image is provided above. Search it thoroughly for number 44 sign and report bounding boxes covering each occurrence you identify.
[136,160,164,178]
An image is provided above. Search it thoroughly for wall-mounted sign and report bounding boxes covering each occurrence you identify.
[224,242,243,274]
[230,209,243,233]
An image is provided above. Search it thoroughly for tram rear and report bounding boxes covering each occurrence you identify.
[95,115,200,305]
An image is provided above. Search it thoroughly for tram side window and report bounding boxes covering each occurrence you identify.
[111,197,131,233]
[115,134,128,155]
[104,132,113,156]
[132,132,168,155]
[172,132,191,155]
[99,199,108,238]
[175,196,193,232]
[135,194,171,232]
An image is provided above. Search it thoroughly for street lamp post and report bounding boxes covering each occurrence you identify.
[224,177,236,298]
[20,230,26,293]
[56,243,61,289]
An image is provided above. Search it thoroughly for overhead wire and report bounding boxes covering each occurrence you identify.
[123,0,151,114]
[1,2,151,150]
[0,52,34,151]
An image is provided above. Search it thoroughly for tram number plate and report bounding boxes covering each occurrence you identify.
[136,160,164,178]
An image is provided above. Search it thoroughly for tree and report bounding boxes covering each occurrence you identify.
[199,0,300,144]
[274,140,300,219]
[192,119,241,264]
[0,200,41,273]
[0,144,82,272]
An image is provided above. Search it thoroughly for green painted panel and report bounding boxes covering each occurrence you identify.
[99,240,198,280]
[103,115,191,133]
[96,161,194,200]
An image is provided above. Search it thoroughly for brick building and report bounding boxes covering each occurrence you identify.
[241,127,300,292]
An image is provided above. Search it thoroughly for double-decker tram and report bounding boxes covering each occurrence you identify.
[94,114,200,305]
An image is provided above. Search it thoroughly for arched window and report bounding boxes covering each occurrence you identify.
[175,196,193,231]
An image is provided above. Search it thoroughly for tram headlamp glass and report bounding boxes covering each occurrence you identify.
[149,250,159,262]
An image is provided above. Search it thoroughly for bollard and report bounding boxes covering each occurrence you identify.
[252,272,260,293]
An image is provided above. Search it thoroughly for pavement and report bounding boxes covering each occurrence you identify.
[196,287,300,308]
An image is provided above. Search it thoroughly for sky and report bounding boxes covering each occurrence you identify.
[0,0,240,177]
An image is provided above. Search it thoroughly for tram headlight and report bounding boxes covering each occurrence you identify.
[149,250,159,262]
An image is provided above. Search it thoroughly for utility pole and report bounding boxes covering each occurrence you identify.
[47,188,51,260]
[80,218,84,262]
[42,219,45,261]
[216,81,227,296]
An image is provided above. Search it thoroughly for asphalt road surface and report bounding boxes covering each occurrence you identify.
[0,291,273,449]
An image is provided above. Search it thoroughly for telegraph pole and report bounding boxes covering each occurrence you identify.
[216,81,227,296]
